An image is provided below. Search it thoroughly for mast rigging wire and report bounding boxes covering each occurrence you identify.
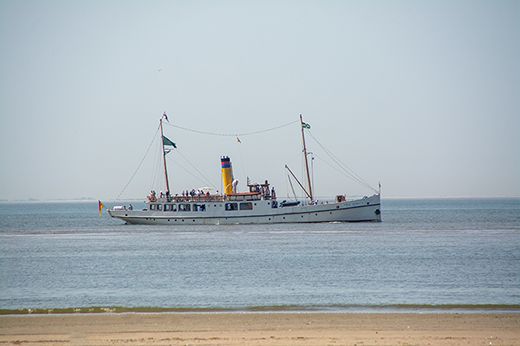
[174,149,219,190]
[287,174,298,200]
[116,125,160,199]
[151,139,163,191]
[171,157,216,191]
[165,120,298,137]
[307,131,378,193]
[116,117,377,199]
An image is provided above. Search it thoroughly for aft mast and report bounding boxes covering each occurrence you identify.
[159,116,170,194]
[300,114,313,202]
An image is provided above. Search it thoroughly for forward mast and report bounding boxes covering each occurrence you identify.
[160,117,170,195]
[300,114,313,202]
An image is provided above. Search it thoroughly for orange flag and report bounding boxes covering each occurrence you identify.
[98,200,105,217]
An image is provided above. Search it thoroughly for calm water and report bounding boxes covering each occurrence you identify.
[0,198,519,311]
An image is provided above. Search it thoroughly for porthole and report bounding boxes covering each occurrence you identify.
[375,209,381,215]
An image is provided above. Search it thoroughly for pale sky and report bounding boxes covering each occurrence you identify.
[0,0,519,201]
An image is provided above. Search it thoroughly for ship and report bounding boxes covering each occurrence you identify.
[108,115,381,224]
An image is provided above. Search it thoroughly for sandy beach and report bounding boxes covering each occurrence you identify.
[0,313,518,345]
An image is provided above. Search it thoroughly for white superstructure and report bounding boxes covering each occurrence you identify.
[108,194,381,224]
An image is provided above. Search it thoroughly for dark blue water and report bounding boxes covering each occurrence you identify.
[0,199,519,311]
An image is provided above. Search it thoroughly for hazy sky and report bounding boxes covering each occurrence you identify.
[1,0,519,201]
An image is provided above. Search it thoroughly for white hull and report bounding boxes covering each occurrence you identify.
[108,194,381,225]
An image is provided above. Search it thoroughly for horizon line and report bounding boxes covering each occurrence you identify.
[1,195,519,203]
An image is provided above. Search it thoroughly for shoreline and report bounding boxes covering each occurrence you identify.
[1,312,519,345]
[2,304,520,315]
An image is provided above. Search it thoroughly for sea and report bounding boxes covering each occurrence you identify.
[0,198,519,313]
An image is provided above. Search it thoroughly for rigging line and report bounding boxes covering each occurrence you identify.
[174,150,219,190]
[307,130,372,186]
[312,153,370,191]
[116,125,160,199]
[164,120,298,137]
[313,151,371,189]
[287,174,298,200]
[314,151,377,193]
[151,137,163,191]
[308,131,378,193]
[171,158,216,191]
[307,131,367,184]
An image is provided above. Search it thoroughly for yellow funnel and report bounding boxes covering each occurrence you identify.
[221,156,234,195]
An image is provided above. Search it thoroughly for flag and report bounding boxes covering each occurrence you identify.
[98,200,104,217]
[162,135,177,148]
[302,122,311,129]
[162,112,169,121]
[236,137,241,143]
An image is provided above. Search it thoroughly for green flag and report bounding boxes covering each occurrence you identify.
[162,135,177,148]
[302,122,311,129]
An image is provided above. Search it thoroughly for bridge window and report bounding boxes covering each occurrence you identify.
[225,203,238,211]
[239,202,253,210]
[178,204,191,212]
[193,204,206,212]
[164,204,176,212]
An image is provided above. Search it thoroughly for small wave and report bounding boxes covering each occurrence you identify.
[2,304,520,315]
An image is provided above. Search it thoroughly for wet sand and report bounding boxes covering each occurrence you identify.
[1,313,519,345]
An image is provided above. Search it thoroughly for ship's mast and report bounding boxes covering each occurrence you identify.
[300,114,313,202]
[159,118,170,194]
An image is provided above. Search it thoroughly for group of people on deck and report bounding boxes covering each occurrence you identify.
[147,190,172,202]
[147,189,213,202]
[181,189,210,198]
[250,184,276,200]
[147,185,277,202]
